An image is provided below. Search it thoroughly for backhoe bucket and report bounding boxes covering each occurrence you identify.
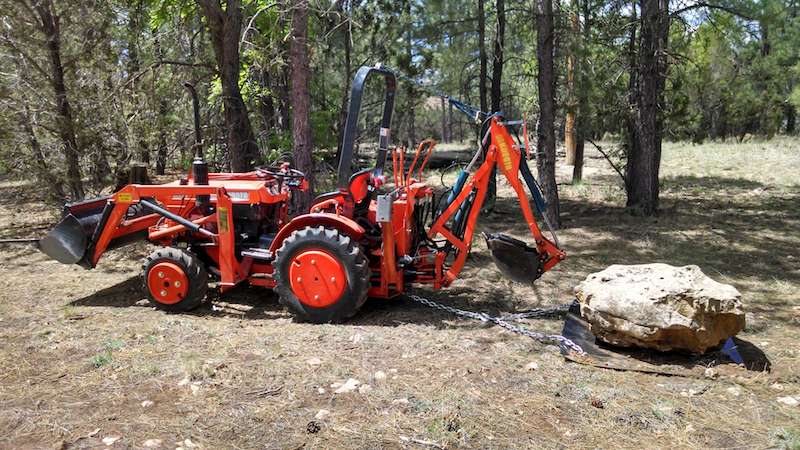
[39,197,109,266]
[483,232,543,285]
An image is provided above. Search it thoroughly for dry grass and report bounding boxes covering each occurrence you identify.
[0,138,799,449]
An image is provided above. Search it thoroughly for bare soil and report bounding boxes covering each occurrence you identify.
[1,139,799,449]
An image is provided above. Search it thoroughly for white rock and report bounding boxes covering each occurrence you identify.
[307,357,322,366]
[177,377,190,387]
[102,436,120,446]
[141,400,154,408]
[315,409,330,420]
[392,398,409,405]
[358,384,373,394]
[333,378,360,394]
[726,386,741,397]
[770,383,784,390]
[317,387,326,394]
[142,439,162,448]
[374,370,387,381]
[350,333,364,344]
[704,368,718,379]
[777,396,799,407]
[183,438,199,448]
[575,264,745,353]
[190,384,200,396]
[524,362,539,371]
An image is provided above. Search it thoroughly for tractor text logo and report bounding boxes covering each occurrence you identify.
[496,138,514,173]
[218,207,229,232]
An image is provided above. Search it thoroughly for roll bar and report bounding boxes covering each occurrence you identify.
[337,65,397,189]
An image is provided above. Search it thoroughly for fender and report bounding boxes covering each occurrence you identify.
[270,213,366,253]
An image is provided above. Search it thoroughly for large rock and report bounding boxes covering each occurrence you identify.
[575,264,745,353]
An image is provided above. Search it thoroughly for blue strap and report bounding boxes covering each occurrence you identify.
[518,155,548,216]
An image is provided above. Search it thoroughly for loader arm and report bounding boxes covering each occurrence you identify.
[428,117,565,286]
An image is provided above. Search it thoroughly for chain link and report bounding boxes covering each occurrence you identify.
[405,293,585,355]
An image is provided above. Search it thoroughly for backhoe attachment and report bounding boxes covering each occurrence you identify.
[428,115,565,286]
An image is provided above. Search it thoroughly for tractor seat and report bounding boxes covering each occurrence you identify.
[313,168,373,205]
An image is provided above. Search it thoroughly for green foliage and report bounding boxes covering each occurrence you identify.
[90,352,113,368]
[771,427,800,450]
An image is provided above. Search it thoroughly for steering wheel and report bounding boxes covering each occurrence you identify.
[256,165,305,187]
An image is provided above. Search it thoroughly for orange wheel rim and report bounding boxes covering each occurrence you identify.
[147,262,189,305]
[289,249,347,308]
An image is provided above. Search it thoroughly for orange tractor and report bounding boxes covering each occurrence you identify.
[39,66,565,323]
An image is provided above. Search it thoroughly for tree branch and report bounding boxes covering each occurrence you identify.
[587,138,627,184]
[102,60,216,102]
[671,2,754,21]
[0,35,51,81]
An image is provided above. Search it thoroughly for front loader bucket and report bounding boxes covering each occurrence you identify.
[39,197,109,266]
[483,232,543,285]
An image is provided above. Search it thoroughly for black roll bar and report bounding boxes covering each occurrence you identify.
[337,65,397,189]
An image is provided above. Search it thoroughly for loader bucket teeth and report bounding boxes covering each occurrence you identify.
[483,232,543,285]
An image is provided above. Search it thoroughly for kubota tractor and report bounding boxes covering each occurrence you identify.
[39,66,565,323]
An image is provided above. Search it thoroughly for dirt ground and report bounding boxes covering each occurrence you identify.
[1,139,799,449]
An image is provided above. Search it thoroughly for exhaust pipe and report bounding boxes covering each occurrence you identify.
[184,82,210,212]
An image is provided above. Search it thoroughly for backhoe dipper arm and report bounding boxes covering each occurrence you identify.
[428,117,565,286]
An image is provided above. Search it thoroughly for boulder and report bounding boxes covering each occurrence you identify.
[575,264,745,353]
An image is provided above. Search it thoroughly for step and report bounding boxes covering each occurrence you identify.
[241,247,274,261]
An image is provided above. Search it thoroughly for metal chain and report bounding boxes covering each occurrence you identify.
[498,304,572,321]
[405,293,585,355]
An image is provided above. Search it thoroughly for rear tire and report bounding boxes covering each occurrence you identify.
[142,247,208,312]
[274,226,369,323]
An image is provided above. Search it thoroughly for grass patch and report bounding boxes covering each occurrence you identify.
[90,352,113,368]
[771,428,800,450]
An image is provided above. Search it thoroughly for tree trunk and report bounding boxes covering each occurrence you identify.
[785,104,796,134]
[625,0,669,216]
[154,34,168,175]
[624,2,638,191]
[490,0,505,113]
[440,97,448,142]
[563,0,578,166]
[403,0,416,148]
[571,0,590,183]
[484,0,505,213]
[33,0,84,200]
[447,102,454,143]
[290,0,315,211]
[536,0,560,228]
[197,0,259,172]
[478,0,488,114]
[336,0,352,158]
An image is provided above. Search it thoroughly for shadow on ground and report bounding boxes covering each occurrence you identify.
[68,275,565,332]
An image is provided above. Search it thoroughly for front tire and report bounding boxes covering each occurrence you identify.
[274,226,369,323]
[142,247,208,312]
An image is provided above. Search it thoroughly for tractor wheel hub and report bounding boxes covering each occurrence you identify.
[289,249,347,308]
[147,261,189,305]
